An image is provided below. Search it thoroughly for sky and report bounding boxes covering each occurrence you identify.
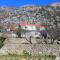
[0,0,60,7]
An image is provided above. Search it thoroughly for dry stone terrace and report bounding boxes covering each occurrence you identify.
[0,38,60,57]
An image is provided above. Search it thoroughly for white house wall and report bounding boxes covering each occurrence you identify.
[21,25,45,31]
[27,26,36,30]
[39,27,45,31]
[21,25,36,30]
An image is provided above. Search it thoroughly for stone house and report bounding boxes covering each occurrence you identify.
[19,23,46,38]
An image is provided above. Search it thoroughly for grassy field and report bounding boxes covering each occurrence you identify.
[0,55,56,60]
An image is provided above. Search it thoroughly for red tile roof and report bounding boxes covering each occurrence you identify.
[18,23,47,27]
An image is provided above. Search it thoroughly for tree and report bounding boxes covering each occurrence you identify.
[16,25,22,38]
[17,25,27,38]
[47,27,60,44]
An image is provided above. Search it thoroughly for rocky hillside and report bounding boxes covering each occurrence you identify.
[0,2,60,31]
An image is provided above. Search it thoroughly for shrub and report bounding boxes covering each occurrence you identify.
[0,37,6,48]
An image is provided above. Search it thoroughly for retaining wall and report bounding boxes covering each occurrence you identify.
[0,38,60,57]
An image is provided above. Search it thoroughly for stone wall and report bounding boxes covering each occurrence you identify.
[0,38,60,57]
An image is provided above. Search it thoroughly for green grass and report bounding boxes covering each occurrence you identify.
[0,54,56,60]
[0,50,56,60]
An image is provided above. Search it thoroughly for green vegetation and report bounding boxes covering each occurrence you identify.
[0,50,55,60]
[0,37,6,48]
[16,25,26,38]
[0,54,56,60]
[22,50,56,60]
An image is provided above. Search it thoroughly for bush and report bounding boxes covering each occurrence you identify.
[16,25,27,38]
[0,37,6,48]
